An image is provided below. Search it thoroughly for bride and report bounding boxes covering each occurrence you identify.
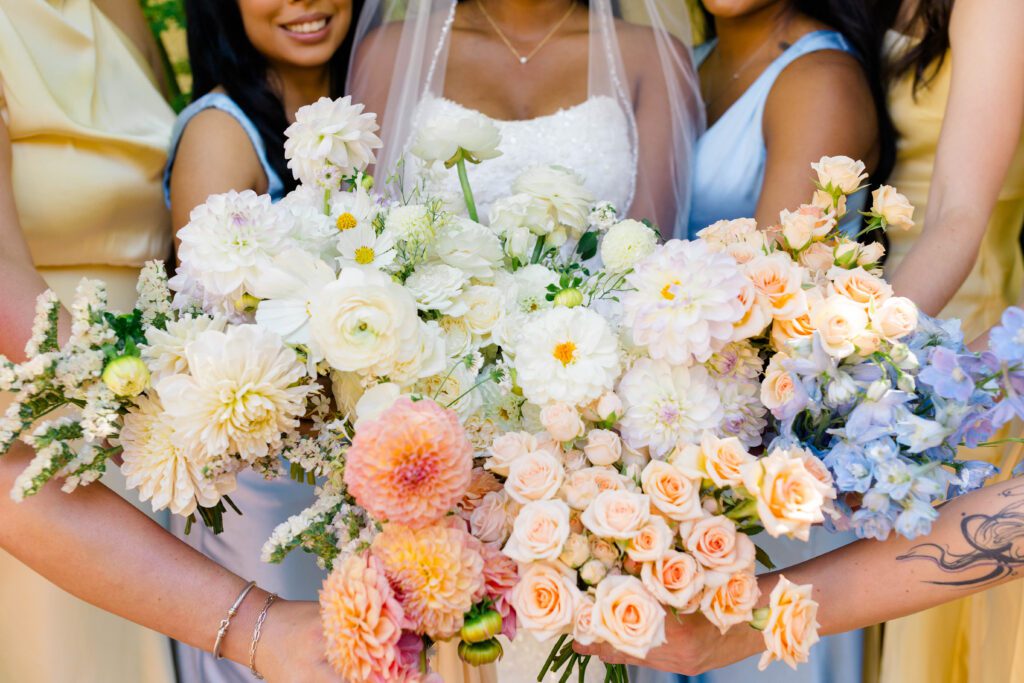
[348,1,702,680]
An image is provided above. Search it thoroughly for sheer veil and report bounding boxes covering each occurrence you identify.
[347,0,704,234]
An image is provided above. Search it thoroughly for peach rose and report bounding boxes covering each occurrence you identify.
[505,450,565,504]
[590,536,621,567]
[700,568,760,634]
[596,392,623,422]
[744,253,807,321]
[581,490,651,540]
[829,267,892,307]
[540,403,585,442]
[591,575,667,658]
[811,155,867,194]
[871,185,915,230]
[873,296,918,340]
[740,447,831,540]
[573,595,599,646]
[856,241,886,266]
[760,355,800,413]
[559,532,591,568]
[696,218,758,248]
[733,281,772,340]
[486,431,539,476]
[811,188,847,216]
[684,515,756,581]
[561,468,602,510]
[503,499,571,563]
[810,295,869,358]
[510,562,580,641]
[590,466,632,493]
[626,516,674,562]
[798,242,835,272]
[700,431,756,489]
[580,558,609,585]
[470,490,515,545]
[584,429,623,466]
[779,207,815,251]
[460,467,504,515]
[640,460,703,522]
[758,576,821,671]
[832,240,862,269]
[640,549,705,610]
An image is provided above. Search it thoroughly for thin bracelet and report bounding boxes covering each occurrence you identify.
[249,593,277,680]
[213,580,257,660]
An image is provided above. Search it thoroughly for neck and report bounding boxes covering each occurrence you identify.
[479,0,576,31]
[268,63,331,123]
[713,2,793,62]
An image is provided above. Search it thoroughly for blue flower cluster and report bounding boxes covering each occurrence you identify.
[767,307,1024,541]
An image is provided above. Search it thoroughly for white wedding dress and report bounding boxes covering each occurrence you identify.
[409,95,637,683]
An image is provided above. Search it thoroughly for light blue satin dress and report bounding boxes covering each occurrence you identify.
[164,92,325,683]
[634,31,866,683]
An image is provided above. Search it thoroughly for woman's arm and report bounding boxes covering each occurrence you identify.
[756,49,880,227]
[888,0,1024,315]
[576,475,1024,675]
[94,0,172,100]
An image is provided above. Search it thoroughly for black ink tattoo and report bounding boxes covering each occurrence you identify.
[897,485,1024,587]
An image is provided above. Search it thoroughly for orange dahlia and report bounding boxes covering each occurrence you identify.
[345,397,473,528]
[372,522,485,639]
[320,553,405,683]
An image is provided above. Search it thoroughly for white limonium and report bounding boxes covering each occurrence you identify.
[623,239,749,365]
[514,307,621,407]
[617,358,723,458]
[120,393,236,516]
[253,249,338,361]
[600,219,659,272]
[411,110,502,166]
[308,267,424,378]
[283,96,382,185]
[512,165,595,238]
[405,263,470,315]
[155,325,309,462]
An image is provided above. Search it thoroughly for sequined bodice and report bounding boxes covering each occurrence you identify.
[412,96,636,221]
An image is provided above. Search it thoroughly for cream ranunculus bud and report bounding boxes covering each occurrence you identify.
[559,532,591,568]
[584,429,622,466]
[102,356,150,397]
[871,185,915,230]
[411,111,502,166]
[600,219,658,272]
[811,156,867,194]
[540,403,585,442]
[579,558,609,586]
[553,288,584,308]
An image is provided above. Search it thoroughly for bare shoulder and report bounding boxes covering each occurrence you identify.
[769,47,872,114]
[613,19,697,85]
[172,107,264,189]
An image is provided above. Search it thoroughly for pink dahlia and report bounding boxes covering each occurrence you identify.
[320,553,405,683]
[480,542,520,641]
[372,522,485,639]
[345,397,473,528]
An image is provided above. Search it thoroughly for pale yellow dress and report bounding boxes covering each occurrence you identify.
[0,1,176,681]
[878,33,1024,683]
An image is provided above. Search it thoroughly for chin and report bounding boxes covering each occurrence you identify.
[702,0,782,18]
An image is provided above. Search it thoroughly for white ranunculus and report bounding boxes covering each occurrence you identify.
[514,307,621,407]
[405,263,470,315]
[252,249,337,361]
[411,110,502,165]
[490,192,559,238]
[308,267,423,377]
[155,325,309,463]
[283,96,382,184]
[432,218,503,280]
[513,165,595,237]
[386,319,448,386]
[456,284,505,338]
[511,264,559,313]
[600,219,659,272]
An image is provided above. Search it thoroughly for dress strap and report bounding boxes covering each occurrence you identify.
[162,92,285,208]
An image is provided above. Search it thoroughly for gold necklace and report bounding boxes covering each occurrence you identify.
[476,0,577,65]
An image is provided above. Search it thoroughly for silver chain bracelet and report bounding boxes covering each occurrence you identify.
[249,593,277,679]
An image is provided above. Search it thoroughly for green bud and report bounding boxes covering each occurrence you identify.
[101,356,150,397]
[234,292,260,313]
[458,637,504,666]
[460,609,503,644]
[750,607,771,631]
[360,173,375,191]
[552,287,584,308]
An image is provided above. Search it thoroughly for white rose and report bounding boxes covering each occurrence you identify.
[540,403,585,442]
[591,575,667,658]
[434,219,503,280]
[811,156,867,194]
[490,192,558,237]
[584,429,622,466]
[503,499,571,563]
[411,110,501,164]
[505,450,565,504]
[404,263,470,315]
[581,490,651,540]
[600,219,659,272]
[871,185,915,230]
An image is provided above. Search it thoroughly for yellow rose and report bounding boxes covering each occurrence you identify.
[758,575,821,671]
[591,575,667,658]
[740,447,831,540]
[871,185,915,230]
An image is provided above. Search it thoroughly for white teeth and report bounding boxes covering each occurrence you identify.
[285,18,328,34]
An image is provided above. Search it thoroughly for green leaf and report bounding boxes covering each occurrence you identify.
[755,545,776,570]
[576,231,598,261]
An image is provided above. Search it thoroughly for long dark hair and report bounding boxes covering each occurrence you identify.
[875,0,954,93]
[184,0,360,193]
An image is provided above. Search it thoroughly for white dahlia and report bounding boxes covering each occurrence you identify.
[623,239,748,365]
[618,358,723,458]
[120,393,236,516]
[514,307,621,407]
[512,165,594,237]
[405,263,470,315]
[141,314,227,382]
[284,96,382,184]
[155,325,309,463]
[717,376,768,448]
[173,190,294,301]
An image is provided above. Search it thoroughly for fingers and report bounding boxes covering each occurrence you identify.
[570,641,641,667]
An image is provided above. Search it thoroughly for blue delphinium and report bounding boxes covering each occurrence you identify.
[989,307,1024,363]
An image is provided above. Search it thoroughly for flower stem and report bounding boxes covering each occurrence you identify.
[456,156,479,222]
[531,234,547,264]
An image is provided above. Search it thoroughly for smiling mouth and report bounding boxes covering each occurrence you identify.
[282,17,331,35]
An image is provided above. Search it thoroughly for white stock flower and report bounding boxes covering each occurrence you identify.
[283,96,382,183]
[120,393,236,516]
[600,219,658,272]
[623,239,749,365]
[618,359,723,458]
[411,110,502,164]
[514,307,621,407]
[155,325,308,462]
[405,263,470,315]
[513,165,594,237]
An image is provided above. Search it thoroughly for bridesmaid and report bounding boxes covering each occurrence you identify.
[685,0,894,235]
[874,1,1024,682]
[166,1,360,681]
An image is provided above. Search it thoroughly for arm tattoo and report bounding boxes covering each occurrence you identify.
[897,485,1024,587]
